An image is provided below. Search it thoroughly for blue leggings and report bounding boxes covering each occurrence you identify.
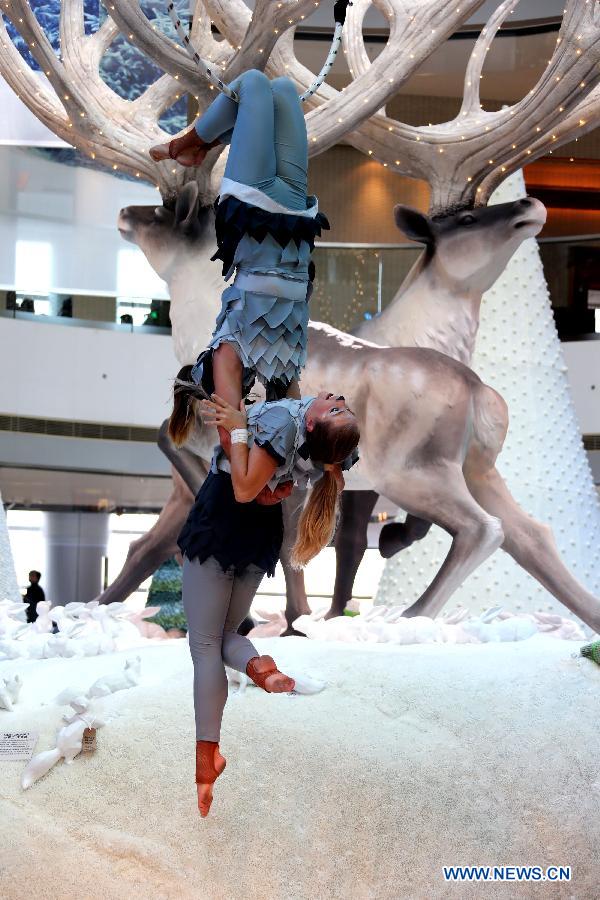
[194,69,308,210]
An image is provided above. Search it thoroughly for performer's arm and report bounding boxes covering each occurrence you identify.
[218,427,232,459]
[201,395,281,502]
[217,419,292,504]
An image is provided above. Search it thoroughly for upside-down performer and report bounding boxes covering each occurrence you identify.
[167,387,359,817]
[150,66,329,416]
[151,0,353,416]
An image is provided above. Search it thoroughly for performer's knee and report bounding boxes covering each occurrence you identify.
[270,75,297,98]
[187,632,219,658]
[239,68,271,94]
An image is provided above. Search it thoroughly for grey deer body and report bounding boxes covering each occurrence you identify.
[326,194,549,617]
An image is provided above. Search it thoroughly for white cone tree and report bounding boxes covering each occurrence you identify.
[376,170,600,621]
[0,491,20,603]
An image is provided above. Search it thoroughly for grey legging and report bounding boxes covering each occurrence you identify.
[182,554,265,741]
[194,68,308,210]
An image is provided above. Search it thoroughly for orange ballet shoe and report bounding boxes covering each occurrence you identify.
[195,739,226,818]
[149,128,221,167]
[246,655,296,694]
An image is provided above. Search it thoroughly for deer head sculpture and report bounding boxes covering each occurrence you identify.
[357,196,547,360]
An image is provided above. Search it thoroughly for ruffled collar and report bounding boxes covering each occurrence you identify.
[296,397,317,464]
[220,177,319,218]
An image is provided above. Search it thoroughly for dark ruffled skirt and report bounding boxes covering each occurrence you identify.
[211,194,330,280]
[177,471,284,577]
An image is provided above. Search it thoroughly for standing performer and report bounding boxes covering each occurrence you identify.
[169,387,360,817]
[150,68,329,420]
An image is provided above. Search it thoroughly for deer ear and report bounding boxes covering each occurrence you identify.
[174,181,200,232]
[393,205,434,245]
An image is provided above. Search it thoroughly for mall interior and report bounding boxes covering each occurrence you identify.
[1,1,599,895]
[1,1,598,619]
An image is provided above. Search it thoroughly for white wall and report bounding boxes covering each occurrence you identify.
[562,341,600,435]
[0,317,177,428]
[1,317,598,437]
[0,147,165,298]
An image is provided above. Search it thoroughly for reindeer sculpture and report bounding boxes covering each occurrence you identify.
[328,192,549,617]
[113,186,548,623]
[113,185,600,637]
[2,1,599,629]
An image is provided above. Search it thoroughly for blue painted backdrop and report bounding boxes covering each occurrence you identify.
[4,0,190,173]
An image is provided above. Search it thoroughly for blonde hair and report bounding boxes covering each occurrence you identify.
[290,470,340,569]
[289,417,360,569]
[168,365,204,447]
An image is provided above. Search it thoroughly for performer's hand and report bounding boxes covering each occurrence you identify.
[255,480,294,506]
[200,394,247,432]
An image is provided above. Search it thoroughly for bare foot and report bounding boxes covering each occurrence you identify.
[149,142,170,162]
[196,746,226,818]
[174,146,210,167]
[149,143,209,167]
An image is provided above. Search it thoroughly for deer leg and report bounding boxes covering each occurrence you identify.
[158,419,209,496]
[280,487,311,636]
[326,490,379,619]
[378,514,432,559]
[378,466,504,619]
[96,467,195,606]
[467,465,600,634]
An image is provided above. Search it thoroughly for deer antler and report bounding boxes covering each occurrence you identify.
[94,0,317,198]
[3,0,597,215]
[205,0,318,79]
[459,0,521,117]
[337,0,600,212]
[102,0,231,97]
[474,0,600,203]
[0,0,200,198]
[212,0,487,149]
[271,0,488,152]
[0,10,69,137]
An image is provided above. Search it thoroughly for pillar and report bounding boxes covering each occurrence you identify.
[43,511,109,608]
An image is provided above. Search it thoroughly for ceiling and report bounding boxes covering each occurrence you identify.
[0,466,171,511]
[243,0,566,29]
[297,28,559,103]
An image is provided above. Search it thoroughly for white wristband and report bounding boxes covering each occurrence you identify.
[231,428,249,445]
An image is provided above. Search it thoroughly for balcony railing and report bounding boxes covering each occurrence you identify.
[2,233,599,338]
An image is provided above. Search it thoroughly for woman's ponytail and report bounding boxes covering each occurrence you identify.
[168,365,201,447]
[290,469,340,569]
[289,414,360,569]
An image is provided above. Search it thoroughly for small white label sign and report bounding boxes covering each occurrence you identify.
[0,731,39,760]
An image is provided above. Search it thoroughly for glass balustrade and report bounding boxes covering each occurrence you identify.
[2,236,599,337]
